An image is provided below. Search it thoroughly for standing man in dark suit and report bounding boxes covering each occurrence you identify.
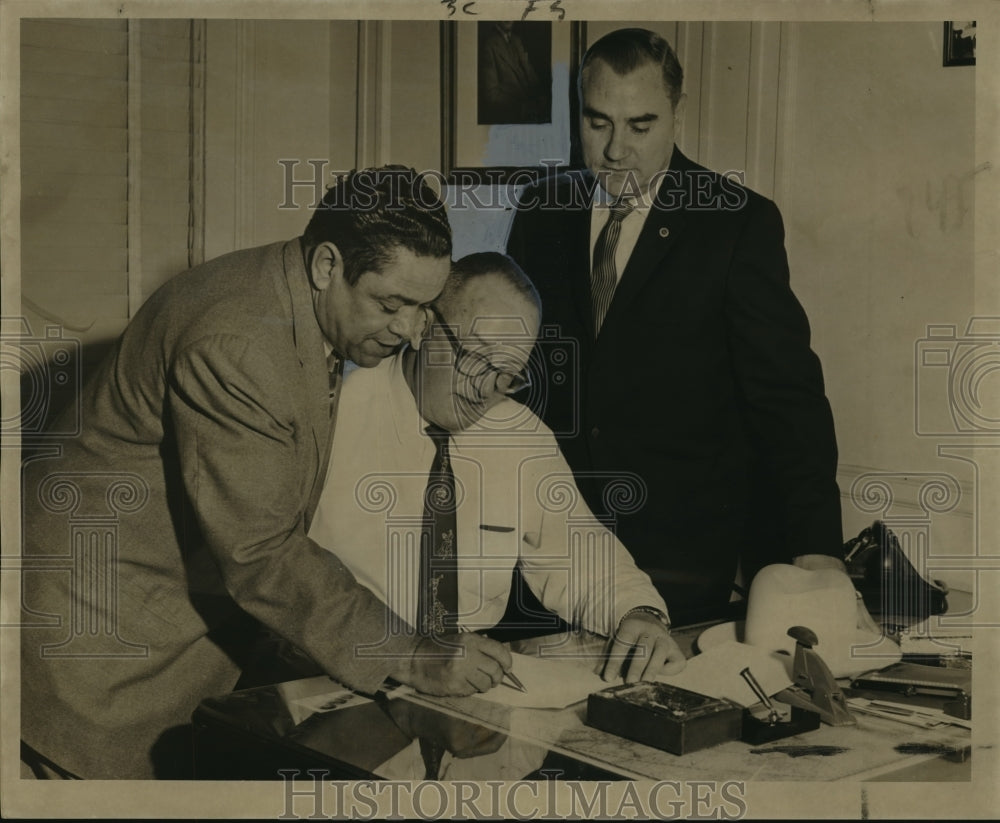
[20,167,513,780]
[507,29,847,626]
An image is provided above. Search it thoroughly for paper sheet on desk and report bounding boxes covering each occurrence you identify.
[479,643,793,709]
[482,653,613,708]
[656,641,793,706]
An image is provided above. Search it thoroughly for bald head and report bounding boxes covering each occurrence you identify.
[436,252,540,323]
[404,252,541,433]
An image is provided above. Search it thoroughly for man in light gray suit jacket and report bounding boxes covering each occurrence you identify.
[19,167,514,779]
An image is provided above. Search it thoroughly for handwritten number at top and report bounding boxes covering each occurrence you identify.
[441,0,478,17]
[440,0,566,20]
[522,0,566,21]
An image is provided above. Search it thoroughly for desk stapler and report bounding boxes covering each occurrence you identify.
[774,626,856,727]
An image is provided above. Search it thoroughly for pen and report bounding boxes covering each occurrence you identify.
[503,669,527,693]
[475,628,527,692]
[740,666,779,725]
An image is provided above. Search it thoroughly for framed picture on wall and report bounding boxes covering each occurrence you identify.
[477,21,552,125]
[943,21,976,66]
[441,20,585,183]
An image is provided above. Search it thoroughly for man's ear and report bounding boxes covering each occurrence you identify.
[309,241,343,291]
[673,93,688,126]
[407,306,432,351]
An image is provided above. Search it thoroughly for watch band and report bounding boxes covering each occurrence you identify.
[620,605,671,631]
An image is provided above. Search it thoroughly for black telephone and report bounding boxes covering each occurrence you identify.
[843,521,949,619]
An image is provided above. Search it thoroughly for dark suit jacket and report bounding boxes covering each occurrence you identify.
[20,239,419,778]
[506,148,843,624]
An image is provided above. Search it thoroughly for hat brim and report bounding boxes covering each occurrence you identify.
[696,620,902,679]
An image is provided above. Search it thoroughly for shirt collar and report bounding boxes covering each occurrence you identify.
[384,352,422,445]
[385,351,461,457]
[591,171,665,214]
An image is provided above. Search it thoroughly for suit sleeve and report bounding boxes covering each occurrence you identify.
[517,444,668,635]
[168,334,418,693]
[726,198,844,559]
[506,180,553,273]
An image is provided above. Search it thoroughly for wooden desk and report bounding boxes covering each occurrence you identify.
[192,616,971,782]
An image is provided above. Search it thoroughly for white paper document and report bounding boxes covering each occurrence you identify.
[481,652,614,709]
[656,641,793,706]
[478,643,794,710]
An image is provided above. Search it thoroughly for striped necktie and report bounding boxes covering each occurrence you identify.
[590,198,635,336]
[417,424,458,637]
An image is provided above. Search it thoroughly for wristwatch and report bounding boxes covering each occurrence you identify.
[620,605,671,632]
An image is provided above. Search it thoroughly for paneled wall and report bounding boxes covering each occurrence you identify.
[775,23,979,589]
[19,18,201,427]
[204,20,441,257]
[21,19,130,350]
[20,18,200,353]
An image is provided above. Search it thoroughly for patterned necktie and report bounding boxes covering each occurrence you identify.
[326,351,344,410]
[590,198,635,335]
[419,736,446,781]
[326,352,344,418]
[417,424,458,636]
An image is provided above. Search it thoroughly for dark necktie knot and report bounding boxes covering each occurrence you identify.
[425,424,451,477]
[425,423,450,444]
[608,198,636,223]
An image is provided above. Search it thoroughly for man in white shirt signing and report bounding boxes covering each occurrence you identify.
[310,252,685,685]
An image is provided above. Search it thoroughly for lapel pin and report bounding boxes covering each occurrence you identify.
[659,227,670,238]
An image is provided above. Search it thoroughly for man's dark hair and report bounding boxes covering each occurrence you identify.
[579,28,684,109]
[303,165,453,285]
[440,251,541,315]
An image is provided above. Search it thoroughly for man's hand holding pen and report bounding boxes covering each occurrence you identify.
[398,633,514,696]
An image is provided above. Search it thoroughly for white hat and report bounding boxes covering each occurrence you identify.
[698,563,901,678]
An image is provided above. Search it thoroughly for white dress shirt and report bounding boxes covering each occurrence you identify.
[308,355,667,635]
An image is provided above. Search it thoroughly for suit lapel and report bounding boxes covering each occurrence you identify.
[279,239,331,524]
[567,193,598,340]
